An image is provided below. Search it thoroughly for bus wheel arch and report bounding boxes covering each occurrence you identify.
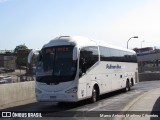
[91,84,100,103]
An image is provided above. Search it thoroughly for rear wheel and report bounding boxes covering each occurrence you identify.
[122,80,131,92]
[124,80,131,92]
[131,79,134,86]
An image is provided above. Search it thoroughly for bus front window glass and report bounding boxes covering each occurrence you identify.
[53,49,76,77]
[36,52,44,74]
[42,50,54,72]
[36,46,77,83]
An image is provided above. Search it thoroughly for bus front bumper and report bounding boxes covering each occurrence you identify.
[36,91,78,102]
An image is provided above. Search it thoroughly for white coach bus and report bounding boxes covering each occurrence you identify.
[35,36,138,103]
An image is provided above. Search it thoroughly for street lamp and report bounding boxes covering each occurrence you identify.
[127,36,138,49]
[141,40,145,48]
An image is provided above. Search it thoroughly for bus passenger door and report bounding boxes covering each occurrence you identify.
[78,56,87,100]
[78,74,87,100]
[78,73,92,99]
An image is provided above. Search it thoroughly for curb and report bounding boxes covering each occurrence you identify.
[113,88,159,120]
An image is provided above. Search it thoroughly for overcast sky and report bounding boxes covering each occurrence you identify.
[0,0,160,50]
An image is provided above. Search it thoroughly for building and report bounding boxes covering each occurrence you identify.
[133,47,160,72]
[0,50,17,70]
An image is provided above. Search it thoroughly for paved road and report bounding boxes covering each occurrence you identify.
[1,80,160,120]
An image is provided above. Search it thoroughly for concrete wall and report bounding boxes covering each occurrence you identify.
[139,73,160,81]
[137,52,160,62]
[0,81,35,107]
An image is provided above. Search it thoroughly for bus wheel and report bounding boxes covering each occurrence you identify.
[125,80,131,92]
[91,87,99,103]
[131,79,134,86]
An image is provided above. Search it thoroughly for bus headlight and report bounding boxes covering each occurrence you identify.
[65,87,77,93]
[35,88,42,94]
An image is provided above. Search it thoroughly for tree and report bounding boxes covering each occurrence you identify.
[14,44,28,53]
[14,44,30,67]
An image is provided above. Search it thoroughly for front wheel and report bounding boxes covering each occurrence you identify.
[91,87,99,103]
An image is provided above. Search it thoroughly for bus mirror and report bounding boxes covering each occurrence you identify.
[28,49,39,64]
[73,46,78,60]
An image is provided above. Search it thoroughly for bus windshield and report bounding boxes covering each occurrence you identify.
[36,45,77,84]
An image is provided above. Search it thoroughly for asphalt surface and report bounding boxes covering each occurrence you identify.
[1,80,160,120]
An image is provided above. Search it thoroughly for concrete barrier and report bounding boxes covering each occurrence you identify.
[139,73,160,81]
[0,81,35,107]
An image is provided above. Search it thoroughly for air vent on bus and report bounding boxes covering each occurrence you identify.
[58,36,70,39]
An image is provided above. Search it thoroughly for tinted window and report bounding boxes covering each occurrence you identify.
[100,46,137,63]
[126,52,137,63]
[99,46,110,61]
[79,46,98,71]
[36,45,77,84]
[109,48,121,61]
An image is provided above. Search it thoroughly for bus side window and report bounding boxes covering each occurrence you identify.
[79,46,98,76]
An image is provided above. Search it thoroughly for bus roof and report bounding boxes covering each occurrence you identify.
[43,36,135,54]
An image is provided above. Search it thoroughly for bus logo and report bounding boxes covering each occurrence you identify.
[106,64,121,69]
